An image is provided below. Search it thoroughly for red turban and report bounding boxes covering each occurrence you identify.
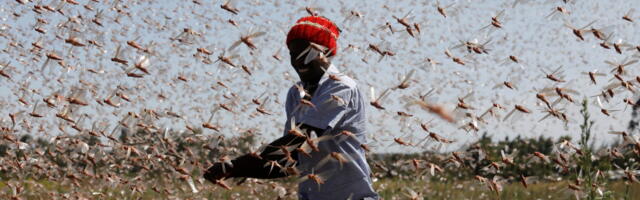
[286,16,340,56]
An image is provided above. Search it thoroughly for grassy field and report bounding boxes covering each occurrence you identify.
[1,102,637,199]
[375,178,640,200]
[2,177,639,200]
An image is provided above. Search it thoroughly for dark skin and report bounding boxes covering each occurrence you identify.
[203,39,332,182]
[288,39,331,95]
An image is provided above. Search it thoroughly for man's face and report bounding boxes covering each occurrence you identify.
[288,39,329,84]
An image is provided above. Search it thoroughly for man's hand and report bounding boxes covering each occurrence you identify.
[203,162,233,183]
[202,124,324,181]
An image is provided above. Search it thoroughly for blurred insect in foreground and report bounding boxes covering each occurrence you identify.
[111,45,128,65]
[581,69,606,85]
[228,29,266,51]
[220,0,239,15]
[605,57,638,75]
[215,50,239,68]
[369,86,390,110]
[200,110,220,132]
[540,65,566,82]
[0,61,14,81]
[255,96,272,115]
[503,102,531,121]
[563,20,596,41]
[622,8,635,22]
[435,1,456,18]
[479,10,506,35]
[392,10,419,37]
[395,69,415,89]
[295,42,331,65]
[41,51,64,75]
[546,6,570,20]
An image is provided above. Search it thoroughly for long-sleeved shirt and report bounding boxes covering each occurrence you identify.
[228,64,378,200]
[283,64,378,200]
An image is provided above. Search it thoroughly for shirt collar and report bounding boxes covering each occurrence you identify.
[298,64,339,98]
[317,63,339,86]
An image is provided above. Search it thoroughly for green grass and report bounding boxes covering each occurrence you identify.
[374,178,640,200]
[2,177,638,199]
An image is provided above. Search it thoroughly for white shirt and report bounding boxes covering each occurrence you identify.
[284,64,379,200]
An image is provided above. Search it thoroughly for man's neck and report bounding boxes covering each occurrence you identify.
[303,83,318,100]
[301,64,330,99]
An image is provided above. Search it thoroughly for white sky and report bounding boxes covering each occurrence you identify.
[1,0,639,153]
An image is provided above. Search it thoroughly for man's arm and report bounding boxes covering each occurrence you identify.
[204,124,325,180]
[205,84,351,181]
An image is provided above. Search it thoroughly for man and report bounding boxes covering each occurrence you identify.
[204,16,379,200]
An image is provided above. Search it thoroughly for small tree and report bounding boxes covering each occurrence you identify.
[577,99,597,199]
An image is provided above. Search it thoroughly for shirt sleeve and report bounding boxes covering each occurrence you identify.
[285,86,296,119]
[297,85,352,130]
